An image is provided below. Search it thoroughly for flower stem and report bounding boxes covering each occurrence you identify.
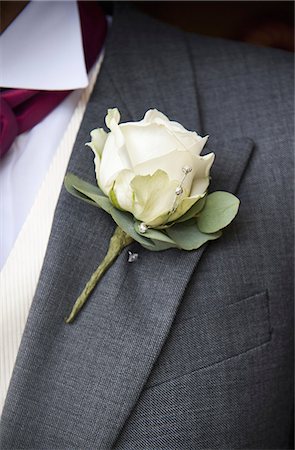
[65,226,133,324]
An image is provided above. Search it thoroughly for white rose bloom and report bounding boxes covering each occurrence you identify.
[87,108,214,228]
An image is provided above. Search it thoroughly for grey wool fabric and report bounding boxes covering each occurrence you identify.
[0,3,293,449]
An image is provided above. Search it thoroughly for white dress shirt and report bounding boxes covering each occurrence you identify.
[0,0,87,268]
[0,1,106,414]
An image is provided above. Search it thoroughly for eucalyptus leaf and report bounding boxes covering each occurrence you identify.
[66,173,105,196]
[65,173,113,214]
[175,195,207,223]
[134,222,175,244]
[197,191,240,233]
[134,222,177,251]
[64,174,98,207]
[110,208,156,251]
[167,219,222,251]
[149,240,178,251]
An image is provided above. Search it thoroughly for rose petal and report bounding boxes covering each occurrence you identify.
[105,108,121,129]
[167,193,204,223]
[86,127,108,158]
[131,169,178,226]
[133,149,197,193]
[122,109,170,128]
[86,128,108,187]
[184,134,208,156]
[190,153,215,196]
[121,123,188,166]
[165,125,208,156]
[142,109,170,124]
[111,169,134,212]
[99,133,132,195]
[143,110,208,156]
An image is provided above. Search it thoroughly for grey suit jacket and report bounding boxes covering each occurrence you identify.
[0,4,293,449]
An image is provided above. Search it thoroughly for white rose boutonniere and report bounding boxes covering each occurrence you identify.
[91,108,212,227]
[64,109,239,323]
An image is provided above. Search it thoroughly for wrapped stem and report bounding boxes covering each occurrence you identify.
[65,226,133,324]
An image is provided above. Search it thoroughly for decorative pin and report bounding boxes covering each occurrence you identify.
[182,165,192,174]
[128,251,138,263]
[169,165,192,217]
[139,222,148,233]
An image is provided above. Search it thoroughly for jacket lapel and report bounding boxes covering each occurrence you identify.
[103,4,202,133]
[1,5,255,449]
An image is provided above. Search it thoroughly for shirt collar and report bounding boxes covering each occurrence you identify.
[0,1,88,91]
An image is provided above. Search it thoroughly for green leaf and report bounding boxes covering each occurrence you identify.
[167,219,222,251]
[175,195,207,223]
[64,173,98,207]
[134,222,178,251]
[134,223,174,243]
[65,173,113,214]
[109,209,156,251]
[109,209,178,251]
[65,173,105,196]
[149,240,178,251]
[197,191,240,233]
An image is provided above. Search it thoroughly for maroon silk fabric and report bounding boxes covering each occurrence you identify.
[0,2,107,158]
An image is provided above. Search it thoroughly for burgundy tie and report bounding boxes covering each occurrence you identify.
[0,1,107,158]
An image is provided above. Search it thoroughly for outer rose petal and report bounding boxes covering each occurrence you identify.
[105,108,121,130]
[131,170,179,226]
[167,193,204,223]
[141,109,170,124]
[86,128,108,186]
[142,109,208,155]
[164,122,208,156]
[111,169,134,212]
[182,134,208,156]
[99,133,132,195]
[86,127,108,158]
[190,153,215,196]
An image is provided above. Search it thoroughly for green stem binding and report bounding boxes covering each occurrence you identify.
[65,226,133,324]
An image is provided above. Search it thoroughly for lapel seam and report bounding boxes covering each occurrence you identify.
[104,65,136,121]
[183,31,206,135]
